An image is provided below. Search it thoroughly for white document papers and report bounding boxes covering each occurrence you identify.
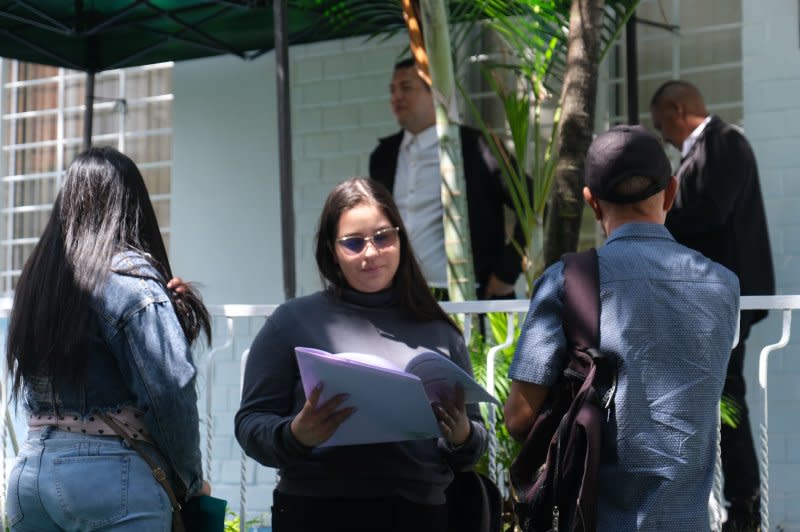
[294,347,498,447]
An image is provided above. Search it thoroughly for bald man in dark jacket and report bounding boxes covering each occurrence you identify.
[651,80,774,532]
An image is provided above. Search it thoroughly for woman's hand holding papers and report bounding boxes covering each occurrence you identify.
[290,383,357,447]
[434,384,471,446]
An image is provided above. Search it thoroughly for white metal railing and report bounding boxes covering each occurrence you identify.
[0,295,797,531]
[201,296,800,531]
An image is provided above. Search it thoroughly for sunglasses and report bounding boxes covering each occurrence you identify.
[336,227,400,255]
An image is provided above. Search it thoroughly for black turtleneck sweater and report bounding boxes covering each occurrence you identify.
[235,287,488,505]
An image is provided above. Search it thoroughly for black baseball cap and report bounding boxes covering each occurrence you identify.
[584,125,672,204]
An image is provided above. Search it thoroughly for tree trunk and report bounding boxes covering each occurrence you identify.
[417,0,476,301]
[543,0,605,266]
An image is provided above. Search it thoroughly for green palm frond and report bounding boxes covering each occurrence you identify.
[289,0,485,47]
[475,0,637,90]
[293,0,637,96]
[288,0,407,43]
[721,393,741,428]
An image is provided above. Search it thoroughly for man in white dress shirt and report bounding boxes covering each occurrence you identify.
[369,58,525,300]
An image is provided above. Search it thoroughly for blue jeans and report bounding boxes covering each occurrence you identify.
[6,428,171,531]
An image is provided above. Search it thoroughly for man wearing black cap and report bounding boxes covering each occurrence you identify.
[504,125,740,530]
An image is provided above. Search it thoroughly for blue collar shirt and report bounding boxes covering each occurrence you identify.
[510,222,740,530]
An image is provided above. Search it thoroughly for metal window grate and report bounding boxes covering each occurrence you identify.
[0,60,173,296]
[608,0,744,129]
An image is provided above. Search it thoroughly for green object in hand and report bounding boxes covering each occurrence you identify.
[181,495,228,532]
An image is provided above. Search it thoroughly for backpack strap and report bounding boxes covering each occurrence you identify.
[562,248,618,409]
[511,249,613,532]
[561,249,600,352]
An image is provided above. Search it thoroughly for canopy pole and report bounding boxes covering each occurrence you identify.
[625,17,639,125]
[274,0,295,301]
[83,70,95,151]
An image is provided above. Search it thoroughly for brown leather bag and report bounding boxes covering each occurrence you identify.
[510,249,617,532]
[446,470,502,532]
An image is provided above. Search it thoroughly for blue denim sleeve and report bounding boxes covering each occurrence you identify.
[508,261,567,386]
[121,297,203,499]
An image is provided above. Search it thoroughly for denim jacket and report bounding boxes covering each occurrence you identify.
[24,250,203,498]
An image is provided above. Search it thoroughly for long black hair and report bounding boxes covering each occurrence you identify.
[315,177,458,330]
[6,146,210,399]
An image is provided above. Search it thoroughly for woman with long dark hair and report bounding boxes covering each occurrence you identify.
[5,146,211,530]
[235,177,488,532]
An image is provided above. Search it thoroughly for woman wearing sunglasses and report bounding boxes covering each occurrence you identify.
[236,177,487,532]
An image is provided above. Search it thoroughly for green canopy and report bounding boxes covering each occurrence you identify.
[0,0,397,302]
[0,1,468,301]
[0,0,390,72]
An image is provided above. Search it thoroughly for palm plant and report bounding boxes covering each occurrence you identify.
[461,72,558,291]
[463,0,638,283]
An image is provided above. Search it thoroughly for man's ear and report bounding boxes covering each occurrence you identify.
[583,187,602,221]
[665,100,682,118]
[663,176,679,212]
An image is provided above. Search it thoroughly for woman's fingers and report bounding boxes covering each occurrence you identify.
[304,401,357,446]
[316,391,351,415]
[434,403,454,425]
[166,276,187,294]
[454,383,465,407]
[306,383,324,408]
[291,384,357,447]
[435,384,471,446]
[319,406,357,435]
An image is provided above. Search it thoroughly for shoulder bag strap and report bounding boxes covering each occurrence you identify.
[96,412,183,513]
[561,248,600,351]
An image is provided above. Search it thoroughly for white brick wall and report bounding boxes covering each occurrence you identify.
[290,34,407,296]
[742,0,800,528]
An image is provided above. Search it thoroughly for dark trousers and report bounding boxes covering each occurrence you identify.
[721,341,761,530]
[271,491,448,532]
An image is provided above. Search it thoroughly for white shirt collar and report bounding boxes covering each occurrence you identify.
[681,115,713,158]
[401,124,438,151]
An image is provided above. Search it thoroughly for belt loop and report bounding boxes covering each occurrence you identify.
[39,425,53,442]
[80,383,87,416]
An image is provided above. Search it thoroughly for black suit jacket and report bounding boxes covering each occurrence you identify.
[665,116,775,337]
[369,125,524,291]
